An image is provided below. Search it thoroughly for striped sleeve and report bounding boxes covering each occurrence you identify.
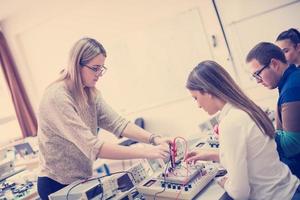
[276,130,300,157]
[281,101,300,132]
[277,99,300,157]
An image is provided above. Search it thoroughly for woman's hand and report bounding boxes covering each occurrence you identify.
[144,143,169,160]
[184,149,220,163]
[153,136,172,146]
[99,143,170,160]
[217,176,228,188]
[184,150,206,164]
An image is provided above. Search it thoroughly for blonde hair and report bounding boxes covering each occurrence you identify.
[186,60,275,138]
[55,38,106,110]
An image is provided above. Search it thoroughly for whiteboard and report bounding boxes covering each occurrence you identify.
[101,8,213,113]
[216,0,300,89]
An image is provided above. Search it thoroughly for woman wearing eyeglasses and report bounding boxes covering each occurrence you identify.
[37,38,170,199]
[184,60,300,200]
[276,28,300,67]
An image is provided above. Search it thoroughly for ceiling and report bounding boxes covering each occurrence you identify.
[0,0,204,30]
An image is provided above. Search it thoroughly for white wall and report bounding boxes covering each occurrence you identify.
[215,0,300,89]
[1,0,290,139]
[0,0,231,138]
[213,0,300,118]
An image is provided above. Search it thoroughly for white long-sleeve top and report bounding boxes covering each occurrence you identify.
[218,103,299,200]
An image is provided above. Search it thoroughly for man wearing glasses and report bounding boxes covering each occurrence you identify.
[246,42,300,178]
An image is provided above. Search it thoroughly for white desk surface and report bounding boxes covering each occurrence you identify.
[92,136,226,199]
[194,179,225,200]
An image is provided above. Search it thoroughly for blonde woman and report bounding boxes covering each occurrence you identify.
[184,60,300,200]
[37,38,169,199]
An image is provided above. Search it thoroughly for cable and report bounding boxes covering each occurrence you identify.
[175,187,183,200]
[65,171,134,200]
[97,178,104,200]
[153,137,189,200]
[172,137,189,177]
[153,160,170,200]
[66,181,84,200]
[172,137,189,200]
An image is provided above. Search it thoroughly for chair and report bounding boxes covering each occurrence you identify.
[96,163,110,176]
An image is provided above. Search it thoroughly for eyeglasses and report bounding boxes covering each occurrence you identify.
[84,65,107,76]
[252,61,270,81]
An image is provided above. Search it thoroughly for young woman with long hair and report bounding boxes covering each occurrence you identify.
[185,60,299,200]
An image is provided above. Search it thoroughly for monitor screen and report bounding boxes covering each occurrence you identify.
[14,143,34,156]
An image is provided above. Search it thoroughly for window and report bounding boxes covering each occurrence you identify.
[0,67,22,145]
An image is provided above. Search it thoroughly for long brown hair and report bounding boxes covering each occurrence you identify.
[186,60,275,138]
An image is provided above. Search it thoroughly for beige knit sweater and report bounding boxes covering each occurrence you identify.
[37,82,129,184]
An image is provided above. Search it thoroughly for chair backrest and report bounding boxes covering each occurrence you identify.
[134,117,145,129]
[96,163,110,176]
